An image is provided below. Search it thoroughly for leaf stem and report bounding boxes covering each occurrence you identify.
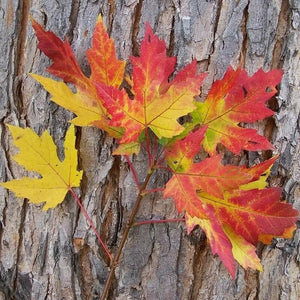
[152,133,158,163]
[155,165,173,173]
[100,169,153,300]
[69,188,113,262]
[141,187,165,195]
[133,218,185,226]
[125,155,139,188]
[144,129,153,167]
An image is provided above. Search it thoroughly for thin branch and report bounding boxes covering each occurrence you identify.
[69,188,113,262]
[155,145,166,164]
[152,133,158,163]
[140,142,148,153]
[100,169,153,300]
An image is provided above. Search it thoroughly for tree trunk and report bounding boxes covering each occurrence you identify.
[0,0,299,299]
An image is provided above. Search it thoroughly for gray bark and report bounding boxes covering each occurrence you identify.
[0,0,299,299]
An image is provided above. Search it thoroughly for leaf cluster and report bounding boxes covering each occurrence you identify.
[1,15,298,278]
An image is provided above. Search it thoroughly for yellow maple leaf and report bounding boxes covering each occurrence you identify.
[1,124,82,210]
[30,74,104,127]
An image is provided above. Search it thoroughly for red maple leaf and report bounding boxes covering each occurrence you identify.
[31,16,125,136]
[97,23,206,151]
[191,67,283,155]
[164,128,298,277]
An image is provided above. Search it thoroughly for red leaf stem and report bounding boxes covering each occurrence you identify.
[134,218,185,226]
[125,155,140,189]
[70,188,112,262]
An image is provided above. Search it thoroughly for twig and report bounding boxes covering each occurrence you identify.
[144,129,153,168]
[100,169,153,300]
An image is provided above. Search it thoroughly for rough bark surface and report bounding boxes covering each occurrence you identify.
[0,0,299,299]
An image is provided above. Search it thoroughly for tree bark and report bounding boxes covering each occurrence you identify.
[0,0,299,299]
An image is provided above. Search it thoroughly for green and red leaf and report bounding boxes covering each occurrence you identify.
[191,67,283,155]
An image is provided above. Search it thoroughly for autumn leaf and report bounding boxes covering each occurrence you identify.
[31,16,125,137]
[190,67,283,155]
[1,124,82,210]
[164,128,298,276]
[31,18,205,153]
[164,128,277,204]
[97,23,206,149]
[179,187,298,278]
[28,14,298,280]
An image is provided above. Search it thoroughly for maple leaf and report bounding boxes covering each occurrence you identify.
[186,187,297,277]
[190,67,283,155]
[97,23,206,150]
[164,128,298,276]
[31,16,125,137]
[164,128,277,206]
[177,187,298,278]
[1,124,82,210]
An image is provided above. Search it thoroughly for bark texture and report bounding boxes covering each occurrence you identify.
[0,0,299,299]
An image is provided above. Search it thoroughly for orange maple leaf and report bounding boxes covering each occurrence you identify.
[97,24,206,150]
